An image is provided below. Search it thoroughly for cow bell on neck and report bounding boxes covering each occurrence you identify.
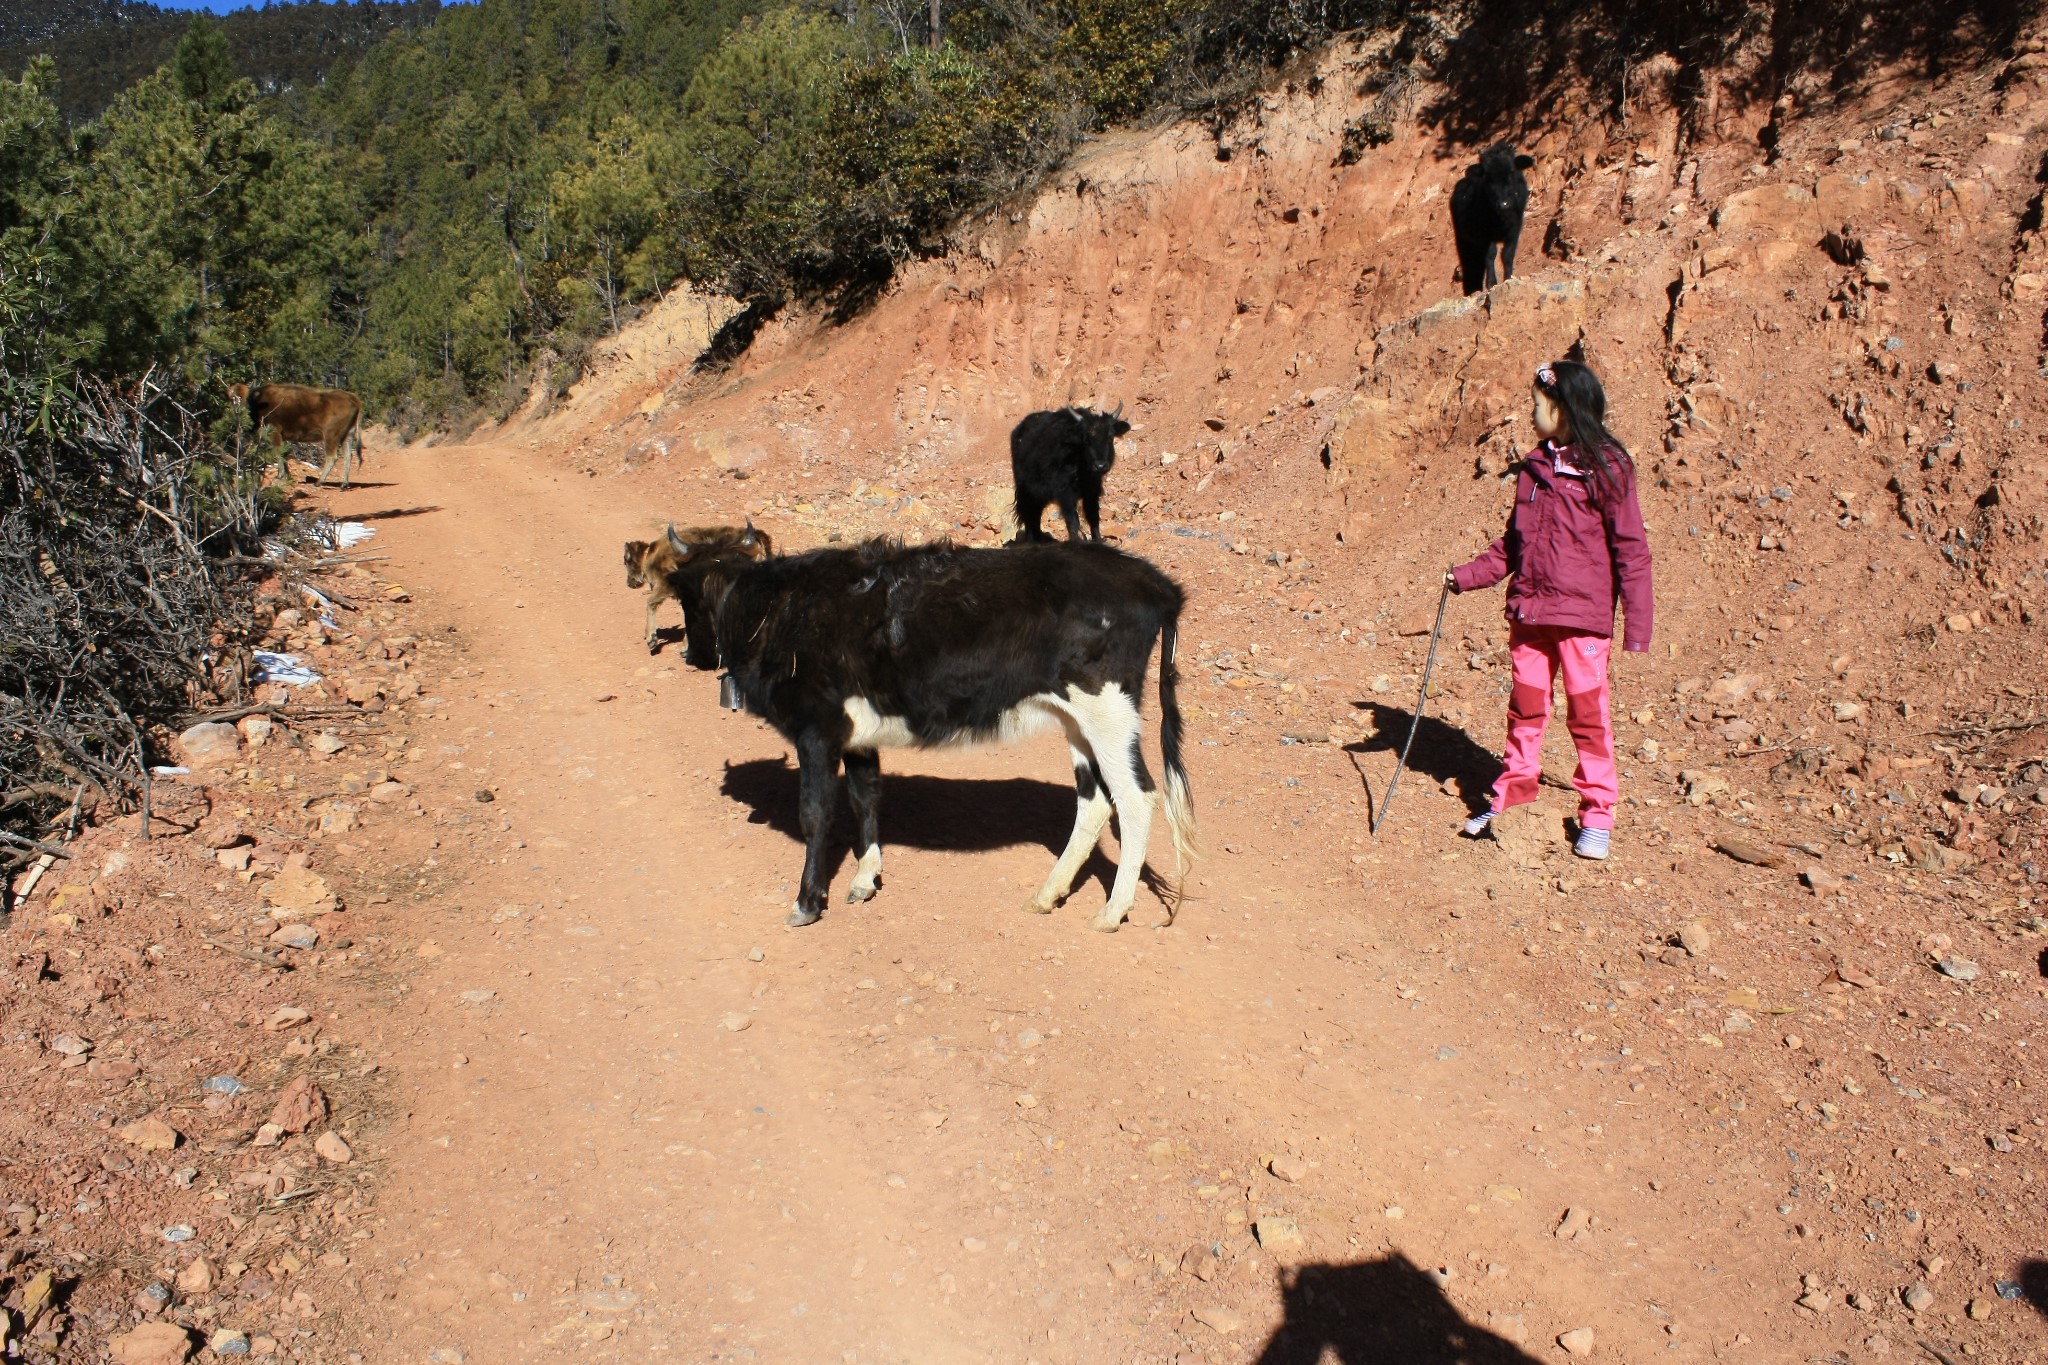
[718,674,743,712]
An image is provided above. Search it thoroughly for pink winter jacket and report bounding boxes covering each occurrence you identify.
[1451,441,1655,652]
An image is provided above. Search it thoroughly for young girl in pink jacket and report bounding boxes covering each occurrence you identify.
[1449,361,1654,859]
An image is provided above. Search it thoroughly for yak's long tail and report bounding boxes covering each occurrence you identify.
[1156,615,1198,909]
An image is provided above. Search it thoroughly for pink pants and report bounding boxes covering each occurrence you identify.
[1490,624,1616,831]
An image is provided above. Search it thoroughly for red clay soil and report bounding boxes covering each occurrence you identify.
[8,26,2048,1365]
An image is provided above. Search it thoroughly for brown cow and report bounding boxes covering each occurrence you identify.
[623,521,773,658]
[229,383,365,487]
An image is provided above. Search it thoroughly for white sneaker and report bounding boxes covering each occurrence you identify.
[1574,827,1611,860]
[1461,811,1496,838]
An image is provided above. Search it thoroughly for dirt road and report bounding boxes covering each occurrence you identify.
[317,438,2017,1364]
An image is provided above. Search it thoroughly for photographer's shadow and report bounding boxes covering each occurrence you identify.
[1253,1254,1544,1365]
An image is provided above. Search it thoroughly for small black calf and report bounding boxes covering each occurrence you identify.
[1449,144,1535,295]
[1010,405,1129,542]
[695,537,1196,931]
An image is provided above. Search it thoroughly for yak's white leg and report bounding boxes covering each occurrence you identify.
[1060,685,1155,932]
[1028,730,1113,913]
[848,843,884,902]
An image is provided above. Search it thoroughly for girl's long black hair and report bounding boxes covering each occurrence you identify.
[1536,360,1629,496]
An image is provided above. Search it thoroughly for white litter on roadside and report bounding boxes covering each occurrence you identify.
[332,522,376,549]
[150,766,191,776]
[299,585,340,628]
[254,651,321,687]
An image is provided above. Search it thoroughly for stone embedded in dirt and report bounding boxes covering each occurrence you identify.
[270,924,318,950]
[263,860,337,917]
[1395,609,1434,636]
[238,715,273,747]
[49,1033,91,1056]
[720,1013,752,1032]
[264,1006,312,1032]
[1557,1326,1596,1356]
[1833,700,1864,722]
[1902,1281,1934,1311]
[218,847,254,872]
[314,1131,354,1164]
[1015,1092,1038,1108]
[1798,1288,1832,1312]
[1799,867,1841,893]
[119,1116,180,1151]
[961,1236,986,1253]
[108,1322,194,1364]
[88,1058,140,1082]
[252,1122,285,1147]
[176,1258,215,1294]
[1704,673,1761,706]
[1711,837,1782,868]
[460,989,497,1006]
[1253,1217,1304,1251]
[1934,957,1981,982]
[919,1111,948,1129]
[268,1076,329,1134]
[178,722,240,769]
[1555,1206,1590,1241]
[22,1267,53,1317]
[206,1330,247,1356]
[1181,1244,1219,1282]
[747,947,765,963]
[474,789,495,803]
[1488,803,1555,868]
[1268,1154,1309,1183]
[1678,921,1713,957]
[204,822,248,851]
[1109,1256,1138,1281]
[1486,1312,1529,1345]
[310,732,346,756]
[1723,1010,1755,1034]
[1191,1305,1247,1334]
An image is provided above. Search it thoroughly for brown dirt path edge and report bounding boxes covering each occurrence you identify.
[321,441,1879,1364]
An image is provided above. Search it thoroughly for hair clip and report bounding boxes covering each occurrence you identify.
[1534,365,1558,388]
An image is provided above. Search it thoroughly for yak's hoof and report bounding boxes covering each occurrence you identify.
[846,882,876,904]
[787,903,823,928]
[646,642,660,655]
[1023,897,1056,915]
[1088,909,1126,934]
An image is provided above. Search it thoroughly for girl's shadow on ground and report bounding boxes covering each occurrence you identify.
[1343,702,1499,819]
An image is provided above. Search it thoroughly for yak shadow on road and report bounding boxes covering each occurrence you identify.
[719,757,1119,900]
[2023,1259,2048,1319]
[345,504,442,521]
[720,758,1081,855]
[1252,1254,1545,1365]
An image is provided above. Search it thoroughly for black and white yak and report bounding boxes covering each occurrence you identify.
[665,528,1197,930]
